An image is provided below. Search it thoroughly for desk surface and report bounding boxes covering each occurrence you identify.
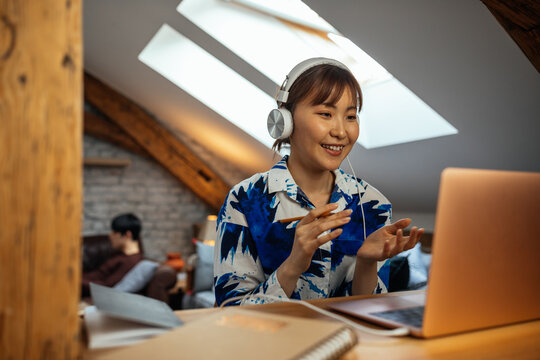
[86,291,540,360]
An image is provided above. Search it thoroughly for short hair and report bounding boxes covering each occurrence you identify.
[111,213,143,254]
[111,213,142,240]
[273,63,362,152]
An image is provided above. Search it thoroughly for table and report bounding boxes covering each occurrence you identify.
[86,291,540,359]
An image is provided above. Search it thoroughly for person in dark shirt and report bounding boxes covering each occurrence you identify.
[82,213,144,296]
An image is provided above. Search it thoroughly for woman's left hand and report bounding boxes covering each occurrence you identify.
[356,218,424,261]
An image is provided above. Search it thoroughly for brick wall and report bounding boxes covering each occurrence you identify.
[83,134,249,262]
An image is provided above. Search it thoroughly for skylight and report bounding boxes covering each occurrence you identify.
[138,24,276,148]
[138,0,457,150]
[359,78,457,148]
[231,0,337,34]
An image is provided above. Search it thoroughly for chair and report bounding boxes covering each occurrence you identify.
[182,240,216,309]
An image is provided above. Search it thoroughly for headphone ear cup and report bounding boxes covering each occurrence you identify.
[267,108,293,140]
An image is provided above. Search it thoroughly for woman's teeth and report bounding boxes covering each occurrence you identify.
[322,145,344,151]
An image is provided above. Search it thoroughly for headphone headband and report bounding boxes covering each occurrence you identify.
[268,57,353,140]
[276,57,351,104]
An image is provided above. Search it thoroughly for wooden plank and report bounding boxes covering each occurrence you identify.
[481,0,540,30]
[84,111,149,157]
[483,1,540,73]
[84,73,230,210]
[0,0,82,359]
[503,23,540,73]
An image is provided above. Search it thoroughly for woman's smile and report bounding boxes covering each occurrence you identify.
[321,144,346,156]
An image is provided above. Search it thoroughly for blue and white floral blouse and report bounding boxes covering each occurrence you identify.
[214,156,392,306]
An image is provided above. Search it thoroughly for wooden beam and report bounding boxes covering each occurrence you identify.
[481,0,540,30]
[84,73,230,211]
[0,0,82,358]
[84,110,149,156]
[482,0,540,73]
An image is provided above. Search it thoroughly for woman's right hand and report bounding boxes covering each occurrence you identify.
[281,203,352,278]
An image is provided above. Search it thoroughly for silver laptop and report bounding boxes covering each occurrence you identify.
[329,168,540,338]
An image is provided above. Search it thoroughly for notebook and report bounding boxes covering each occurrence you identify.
[98,308,358,360]
[329,167,540,338]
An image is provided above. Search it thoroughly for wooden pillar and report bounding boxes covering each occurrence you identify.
[0,0,82,359]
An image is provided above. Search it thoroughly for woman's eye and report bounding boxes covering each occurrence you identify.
[347,115,358,121]
[318,112,331,117]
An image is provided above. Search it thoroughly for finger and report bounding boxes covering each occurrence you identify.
[308,216,351,239]
[382,239,392,258]
[325,208,352,221]
[408,228,424,250]
[396,228,404,243]
[319,209,352,228]
[316,228,343,246]
[394,228,407,254]
[386,218,412,233]
[407,227,417,243]
[402,227,418,251]
[301,203,339,224]
[417,228,425,241]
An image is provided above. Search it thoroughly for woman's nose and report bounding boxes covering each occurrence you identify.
[330,119,346,139]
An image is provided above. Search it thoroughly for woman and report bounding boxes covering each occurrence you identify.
[214,58,423,306]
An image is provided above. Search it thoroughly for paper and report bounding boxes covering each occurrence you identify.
[84,306,167,349]
[90,283,183,328]
[85,283,183,349]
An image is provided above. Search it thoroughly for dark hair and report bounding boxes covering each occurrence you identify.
[111,213,143,253]
[272,64,362,152]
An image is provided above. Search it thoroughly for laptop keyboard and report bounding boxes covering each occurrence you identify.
[370,306,425,328]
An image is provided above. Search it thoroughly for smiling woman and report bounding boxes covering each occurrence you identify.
[214,58,424,307]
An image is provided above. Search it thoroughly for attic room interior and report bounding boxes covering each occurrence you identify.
[1,0,539,358]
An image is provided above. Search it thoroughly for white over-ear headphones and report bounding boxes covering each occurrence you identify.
[267,57,352,140]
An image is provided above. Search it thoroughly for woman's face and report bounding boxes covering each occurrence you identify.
[289,88,359,173]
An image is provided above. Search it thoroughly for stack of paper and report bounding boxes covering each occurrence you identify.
[84,283,183,349]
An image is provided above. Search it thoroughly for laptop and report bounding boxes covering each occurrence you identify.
[329,167,540,338]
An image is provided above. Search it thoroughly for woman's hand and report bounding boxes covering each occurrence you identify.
[285,203,352,275]
[278,203,351,296]
[356,218,424,262]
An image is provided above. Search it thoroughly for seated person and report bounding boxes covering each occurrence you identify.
[82,213,143,297]
[214,58,423,306]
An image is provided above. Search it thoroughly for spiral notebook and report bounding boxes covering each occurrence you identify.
[99,308,358,360]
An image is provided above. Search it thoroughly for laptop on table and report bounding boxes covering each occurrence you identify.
[329,167,540,338]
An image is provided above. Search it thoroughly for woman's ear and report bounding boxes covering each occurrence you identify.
[125,230,133,240]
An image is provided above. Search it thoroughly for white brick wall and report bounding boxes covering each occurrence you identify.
[83,134,248,262]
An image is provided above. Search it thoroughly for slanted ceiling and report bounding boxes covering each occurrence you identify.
[481,0,540,72]
[84,73,230,211]
[84,0,540,219]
